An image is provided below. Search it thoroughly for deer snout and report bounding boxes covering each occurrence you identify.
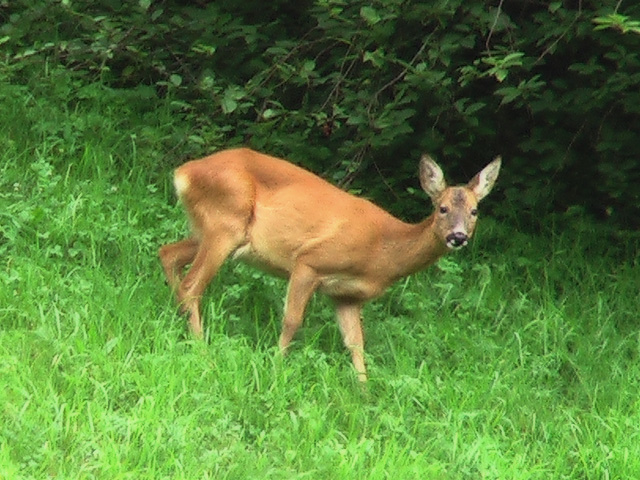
[445,231,469,249]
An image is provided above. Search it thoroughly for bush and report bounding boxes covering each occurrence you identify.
[2,0,639,226]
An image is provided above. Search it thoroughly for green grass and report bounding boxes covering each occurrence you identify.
[2,78,640,479]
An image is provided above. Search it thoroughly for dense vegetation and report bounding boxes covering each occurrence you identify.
[1,1,640,478]
[2,0,640,223]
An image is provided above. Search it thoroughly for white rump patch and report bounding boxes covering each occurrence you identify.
[174,171,190,198]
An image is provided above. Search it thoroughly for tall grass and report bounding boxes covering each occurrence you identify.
[1,72,640,479]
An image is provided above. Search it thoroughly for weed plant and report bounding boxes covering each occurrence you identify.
[1,76,640,479]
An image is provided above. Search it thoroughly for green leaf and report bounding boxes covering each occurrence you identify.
[192,44,216,56]
[360,6,381,25]
[494,68,508,82]
[300,60,316,79]
[495,86,521,105]
[221,97,237,114]
[169,74,182,87]
[593,14,640,34]
[548,2,562,13]
[463,101,486,115]
[262,109,280,119]
[363,49,385,68]
[151,8,163,22]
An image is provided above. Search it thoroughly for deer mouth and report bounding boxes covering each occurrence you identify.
[445,232,469,250]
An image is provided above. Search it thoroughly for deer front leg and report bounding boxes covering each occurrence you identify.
[336,301,366,382]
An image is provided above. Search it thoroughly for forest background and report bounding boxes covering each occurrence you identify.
[2,0,640,224]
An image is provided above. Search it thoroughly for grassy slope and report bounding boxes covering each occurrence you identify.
[1,82,640,480]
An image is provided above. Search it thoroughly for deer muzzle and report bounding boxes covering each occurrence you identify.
[445,231,469,250]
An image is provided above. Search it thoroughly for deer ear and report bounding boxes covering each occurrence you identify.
[468,156,501,201]
[419,154,447,203]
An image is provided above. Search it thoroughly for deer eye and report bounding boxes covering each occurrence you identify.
[439,205,449,214]
[471,208,478,216]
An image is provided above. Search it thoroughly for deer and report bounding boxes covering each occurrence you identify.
[159,148,501,382]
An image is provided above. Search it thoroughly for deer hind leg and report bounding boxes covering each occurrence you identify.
[176,228,244,338]
[335,301,366,382]
[279,265,319,354]
[162,165,256,338]
[158,238,199,291]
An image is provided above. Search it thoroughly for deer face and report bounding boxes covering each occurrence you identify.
[419,155,501,250]
[433,187,479,249]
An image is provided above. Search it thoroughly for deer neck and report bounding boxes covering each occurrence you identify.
[384,214,448,280]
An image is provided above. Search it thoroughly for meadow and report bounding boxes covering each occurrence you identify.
[1,83,640,479]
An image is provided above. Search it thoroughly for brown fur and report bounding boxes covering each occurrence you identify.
[159,148,501,381]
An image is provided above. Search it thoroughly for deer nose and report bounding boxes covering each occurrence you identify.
[446,232,468,249]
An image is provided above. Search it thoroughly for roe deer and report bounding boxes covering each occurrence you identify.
[159,148,501,382]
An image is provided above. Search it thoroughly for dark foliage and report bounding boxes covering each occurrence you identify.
[2,0,639,226]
